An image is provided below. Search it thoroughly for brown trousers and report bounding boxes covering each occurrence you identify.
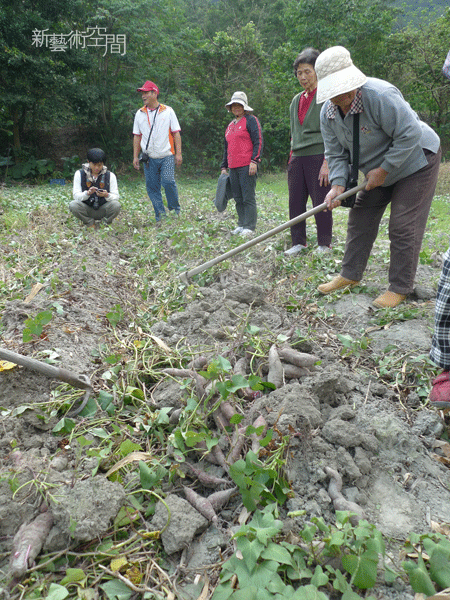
[341,148,441,295]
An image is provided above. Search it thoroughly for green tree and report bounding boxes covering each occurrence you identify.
[282,0,398,77]
[0,0,81,152]
[179,21,267,170]
[384,8,450,153]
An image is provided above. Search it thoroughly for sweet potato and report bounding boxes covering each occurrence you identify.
[188,356,208,370]
[162,368,207,400]
[233,356,255,399]
[182,462,230,488]
[162,367,195,378]
[229,427,246,464]
[219,401,236,422]
[267,344,283,389]
[324,466,365,526]
[9,505,53,579]
[250,415,267,455]
[277,346,319,368]
[207,486,237,511]
[233,357,248,377]
[194,441,221,465]
[211,444,229,473]
[280,362,309,379]
[212,408,229,432]
[183,486,218,523]
[169,408,182,424]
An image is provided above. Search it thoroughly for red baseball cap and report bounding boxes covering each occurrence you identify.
[137,80,159,94]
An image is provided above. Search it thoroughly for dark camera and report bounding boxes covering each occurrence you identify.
[139,152,149,164]
[341,179,358,208]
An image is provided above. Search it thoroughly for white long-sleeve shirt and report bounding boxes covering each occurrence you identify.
[72,169,119,203]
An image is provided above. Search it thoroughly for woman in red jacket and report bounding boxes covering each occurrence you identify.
[221,91,263,237]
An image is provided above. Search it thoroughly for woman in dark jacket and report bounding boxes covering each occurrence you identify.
[221,91,263,237]
[286,47,332,256]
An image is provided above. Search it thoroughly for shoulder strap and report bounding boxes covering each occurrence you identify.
[351,113,360,181]
[144,105,160,150]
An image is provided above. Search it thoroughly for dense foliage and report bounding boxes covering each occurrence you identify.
[1,0,449,172]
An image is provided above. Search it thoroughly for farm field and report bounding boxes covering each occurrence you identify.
[0,167,450,599]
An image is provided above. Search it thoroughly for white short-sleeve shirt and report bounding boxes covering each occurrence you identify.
[133,104,181,159]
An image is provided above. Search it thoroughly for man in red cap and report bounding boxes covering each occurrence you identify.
[133,80,182,223]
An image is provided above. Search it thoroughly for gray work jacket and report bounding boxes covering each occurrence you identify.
[320,77,440,188]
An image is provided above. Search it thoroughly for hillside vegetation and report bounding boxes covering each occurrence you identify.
[1,0,449,175]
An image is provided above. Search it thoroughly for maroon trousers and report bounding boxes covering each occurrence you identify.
[287,154,332,247]
[341,148,441,295]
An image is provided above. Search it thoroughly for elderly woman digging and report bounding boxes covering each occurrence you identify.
[315,46,441,308]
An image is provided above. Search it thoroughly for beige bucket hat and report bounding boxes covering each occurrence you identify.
[315,46,367,103]
[225,91,253,112]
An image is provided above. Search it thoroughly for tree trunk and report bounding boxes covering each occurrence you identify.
[11,106,21,152]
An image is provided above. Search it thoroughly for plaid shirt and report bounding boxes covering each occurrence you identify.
[325,89,364,119]
[430,246,450,369]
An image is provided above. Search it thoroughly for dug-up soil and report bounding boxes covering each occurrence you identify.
[0,220,449,600]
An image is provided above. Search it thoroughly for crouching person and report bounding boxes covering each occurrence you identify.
[70,148,120,229]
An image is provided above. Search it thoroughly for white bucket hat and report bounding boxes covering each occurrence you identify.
[225,91,253,112]
[315,46,367,103]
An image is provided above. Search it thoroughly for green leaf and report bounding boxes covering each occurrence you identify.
[260,541,293,565]
[106,304,124,328]
[428,544,450,588]
[155,406,171,425]
[100,579,134,600]
[247,374,264,391]
[230,586,259,600]
[22,329,33,342]
[402,559,436,596]
[301,523,317,543]
[238,537,264,572]
[183,430,206,448]
[210,583,234,600]
[342,550,378,589]
[119,439,142,456]
[333,568,351,593]
[124,386,145,400]
[139,460,155,490]
[384,564,399,584]
[60,568,86,585]
[75,435,93,448]
[97,390,115,415]
[259,429,273,447]
[291,584,329,599]
[44,584,69,600]
[216,381,230,400]
[230,413,243,425]
[310,517,330,534]
[52,417,76,434]
[228,373,249,391]
[311,565,329,588]
[246,325,260,335]
[36,310,53,325]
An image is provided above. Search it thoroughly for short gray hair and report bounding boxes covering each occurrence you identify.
[293,47,320,74]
